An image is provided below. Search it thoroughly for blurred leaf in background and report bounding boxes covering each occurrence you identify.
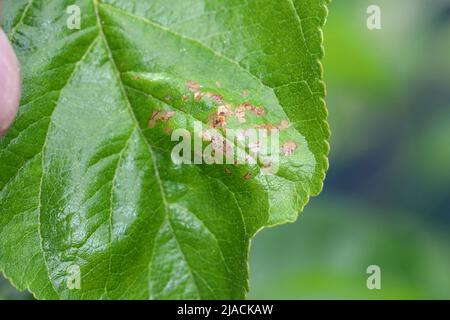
[0,276,31,300]
[249,196,450,299]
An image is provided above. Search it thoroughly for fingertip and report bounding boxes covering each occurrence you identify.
[0,28,21,137]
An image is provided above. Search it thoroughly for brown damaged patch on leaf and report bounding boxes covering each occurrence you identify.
[160,111,176,121]
[239,102,265,116]
[209,112,227,128]
[186,80,201,93]
[252,107,265,116]
[281,141,297,156]
[185,80,289,138]
[218,104,233,117]
[243,172,253,180]
[278,120,290,130]
[205,92,224,105]
[194,91,204,102]
[148,110,176,128]
[148,111,160,128]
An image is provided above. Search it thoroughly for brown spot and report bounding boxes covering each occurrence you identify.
[218,104,233,116]
[159,111,175,121]
[282,141,297,156]
[244,155,255,164]
[148,111,161,128]
[224,167,232,175]
[243,172,252,180]
[134,75,141,80]
[261,159,274,173]
[209,113,227,128]
[253,107,265,116]
[278,119,289,130]
[262,161,272,169]
[165,96,172,102]
[182,95,190,102]
[205,92,224,105]
[194,91,203,102]
[239,102,264,116]
[148,110,175,128]
[186,80,201,93]
[245,103,265,116]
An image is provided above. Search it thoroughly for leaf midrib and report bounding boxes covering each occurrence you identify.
[92,0,208,299]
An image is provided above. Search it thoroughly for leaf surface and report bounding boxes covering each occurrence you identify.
[0,0,329,299]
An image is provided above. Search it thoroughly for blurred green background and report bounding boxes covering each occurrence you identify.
[1,0,450,299]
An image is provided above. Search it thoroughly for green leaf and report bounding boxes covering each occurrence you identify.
[0,0,329,299]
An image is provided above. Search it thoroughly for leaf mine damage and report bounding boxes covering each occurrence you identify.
[147,78,300,164]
